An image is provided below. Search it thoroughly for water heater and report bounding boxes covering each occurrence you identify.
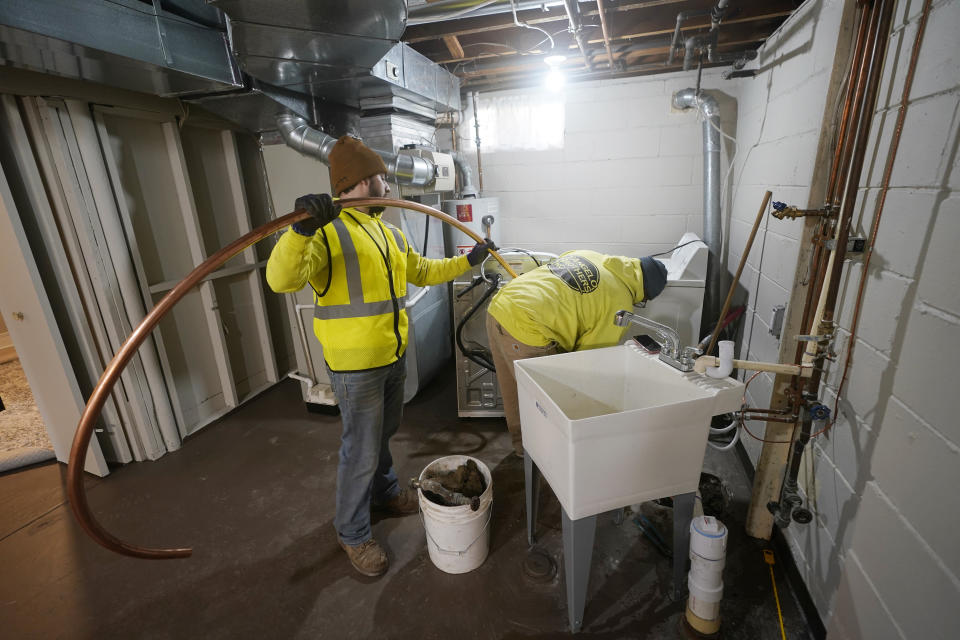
[441,197,502,257]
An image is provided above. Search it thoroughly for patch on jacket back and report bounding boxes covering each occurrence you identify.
[547,255,600,293]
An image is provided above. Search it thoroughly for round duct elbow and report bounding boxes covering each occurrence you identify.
[276,114,338,164]
[274,114,436,189]
[672,88,719,118]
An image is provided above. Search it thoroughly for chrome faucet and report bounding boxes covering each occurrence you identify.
[614,310,699,372]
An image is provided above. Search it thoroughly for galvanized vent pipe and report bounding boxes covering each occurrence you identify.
[672,88,723,329]
[275,114,436,189]
[563,0,593,69]
[452,154,478,198]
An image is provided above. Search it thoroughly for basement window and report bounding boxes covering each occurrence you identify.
[469,92,565,152]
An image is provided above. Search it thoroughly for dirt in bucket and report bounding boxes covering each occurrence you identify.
[423,459,487,507]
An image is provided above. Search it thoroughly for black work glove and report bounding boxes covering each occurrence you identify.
[466,238,498,266]
[292,193,341,235]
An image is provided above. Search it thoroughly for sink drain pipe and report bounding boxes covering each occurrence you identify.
[685,515,728,635]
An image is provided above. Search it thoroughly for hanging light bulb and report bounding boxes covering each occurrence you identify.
[544,52,566,92]
[544,54,567,67]
[545,68,566,92]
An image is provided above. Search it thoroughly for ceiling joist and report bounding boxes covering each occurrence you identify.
[402,0,802,92]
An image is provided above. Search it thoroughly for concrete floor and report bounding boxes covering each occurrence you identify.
[1,367,814,639]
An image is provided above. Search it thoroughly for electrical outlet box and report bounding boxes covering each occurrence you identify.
[847,236,867,253]
[770,304,786,340]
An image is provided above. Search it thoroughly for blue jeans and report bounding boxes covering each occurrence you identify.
[326,356,405,546]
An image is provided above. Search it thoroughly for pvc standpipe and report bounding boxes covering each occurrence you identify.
[686,515,728,634]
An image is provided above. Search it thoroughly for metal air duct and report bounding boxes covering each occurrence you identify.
[211,0,460,116]
[0,1,461,134]
[276,114,436,189]
[0,0,242,97]
[672,88,722,328]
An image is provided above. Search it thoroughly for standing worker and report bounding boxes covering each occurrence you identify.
[485,250,668,456]
[266,135,495,577]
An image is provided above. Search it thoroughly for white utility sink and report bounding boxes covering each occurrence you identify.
[515,344,744,519]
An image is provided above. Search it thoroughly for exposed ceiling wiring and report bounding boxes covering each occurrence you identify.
[510,0,555,51]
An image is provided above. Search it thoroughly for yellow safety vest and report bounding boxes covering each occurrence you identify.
[266,208,470,371]
[487,250,647,352]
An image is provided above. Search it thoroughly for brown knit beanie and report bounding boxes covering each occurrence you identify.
[328,135,388,196]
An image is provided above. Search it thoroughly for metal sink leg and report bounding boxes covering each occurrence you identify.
[672,491,696,599]
[524,450,542,545]
[562,508,597,633]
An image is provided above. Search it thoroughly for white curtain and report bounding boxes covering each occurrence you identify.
[467,92,565,152]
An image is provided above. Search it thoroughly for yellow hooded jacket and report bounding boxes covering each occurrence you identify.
[487,250,647,352]
[266,207,470,371]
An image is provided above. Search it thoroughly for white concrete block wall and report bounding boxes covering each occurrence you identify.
[824,0,960,635]
[724,0,960,636]
[460,68,733,259]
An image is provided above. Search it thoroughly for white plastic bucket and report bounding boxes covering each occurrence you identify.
[418,455,493,574]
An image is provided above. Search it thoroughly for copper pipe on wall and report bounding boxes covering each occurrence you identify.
[596,0,616,72]
[781,0,896,491]
[824,3,871,206]
[746,0,879,537]
[822,0,895,320]
[794,0,893,387]
[828,0,884,209]
[789,0,874,383]
[68,198,518,559]
[834,0,934,414]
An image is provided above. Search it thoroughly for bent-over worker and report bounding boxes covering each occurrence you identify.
[485,250,668,456]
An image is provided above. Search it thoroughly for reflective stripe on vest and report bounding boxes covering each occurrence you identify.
[314,217,406,320]
[387,225,405,252]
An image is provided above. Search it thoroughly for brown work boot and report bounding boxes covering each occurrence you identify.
[374,488,420,516]
[339,538,388,577]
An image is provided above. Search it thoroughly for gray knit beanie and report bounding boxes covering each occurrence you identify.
[640,257,668,300]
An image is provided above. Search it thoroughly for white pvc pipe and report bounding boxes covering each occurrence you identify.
[694,356,813,377]
[286,371,313,391]
[687,515,728,626]
[705,339,734,378]
[407,286,431,308]
[294,304,319,384]
[707,425,739,451]
[803,247,837,365]
[710,418,738,434]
